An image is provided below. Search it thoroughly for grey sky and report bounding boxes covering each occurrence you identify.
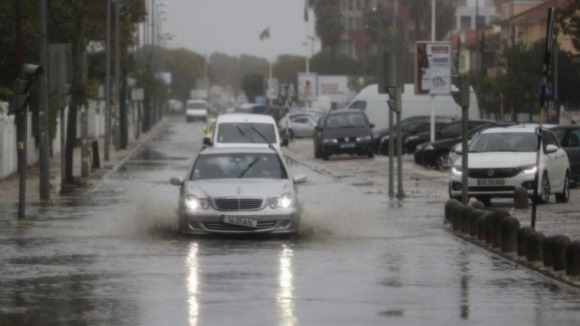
[160,0,318,60]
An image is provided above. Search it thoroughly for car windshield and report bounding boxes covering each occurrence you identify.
[191,153,287,180]
[187,102,207,109]
[469,132,537,153]
[217,123,277,144]
[326,113,366,129]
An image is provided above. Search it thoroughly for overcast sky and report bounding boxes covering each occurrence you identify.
[158,0,318,60]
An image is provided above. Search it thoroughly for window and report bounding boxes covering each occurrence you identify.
[469,132,537,153]
[460,16,471,30]
[476,16,486,29]
[217,123,276,144]
[348,101,367,111]
[293,117,310,124]
[542,130,559,150]
[349,0,354,11]
[550,128,566,144]
[569,130,580,147]
[192,153,287,180]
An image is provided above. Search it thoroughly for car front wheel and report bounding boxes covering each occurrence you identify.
[435,152,449,171]
[533,172,551,204]
[555,172,571,203]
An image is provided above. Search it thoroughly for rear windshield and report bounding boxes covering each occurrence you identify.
[187,102,207,109]
[325,113,367,129]
[217,122,277,144]
[191,152,287,180]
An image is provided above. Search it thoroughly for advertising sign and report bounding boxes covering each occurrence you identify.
[298,72,317,101]
[317,76,348,103]
[415,42,451,95]
[266,79,279,99]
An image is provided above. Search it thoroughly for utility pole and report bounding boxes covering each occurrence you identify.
[115,0,122,150]
[105,0,112,161]
[39,0,50,200]
[14,0,25,218]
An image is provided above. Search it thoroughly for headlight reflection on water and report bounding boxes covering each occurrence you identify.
[187,243,199,326]
[277,246,296,326]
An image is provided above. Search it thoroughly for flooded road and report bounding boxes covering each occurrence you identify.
[1,116,579,325]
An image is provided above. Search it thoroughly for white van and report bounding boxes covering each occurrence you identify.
[346,84,480,133]
[185,99,208,122]
[210,113,288,151]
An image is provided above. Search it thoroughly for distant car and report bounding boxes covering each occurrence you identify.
[185,99,208,122]
[545,125,580,183]
[376,116,455,155]
[404,119,495,154]
[279,114,319,139]
[449,125,570,205]
[202,117,217,147]
[417,122,514,170]
[313,109,374,160]
[211,113,288,151]
[170,146,307,235]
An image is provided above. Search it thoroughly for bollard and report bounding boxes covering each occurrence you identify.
[491,210,511,248]
[92,140,101,169]
[552,235,571,272]
[566,240,580,278]
[517,226,536,257]
[468,209,487,237]
[461,206,475,234]
[477,213,489,241]
[526,231,545,262]
[484,212,494,245]
[513,186,529,210]
[451,205,464,231]
[470,200,485,209]
[445,199,461,222]
[500,217,521,253]
[543,236,555,268]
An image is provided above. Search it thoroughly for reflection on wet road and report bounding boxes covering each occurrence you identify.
[0,116,579,325]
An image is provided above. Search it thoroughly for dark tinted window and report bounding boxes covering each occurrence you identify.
[469,132,537,153]
[569,130,580,147]
[325,113,367,129]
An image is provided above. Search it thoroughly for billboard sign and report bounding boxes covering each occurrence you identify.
[415,42,451,95]
[298,72,317,101]
[317,76,349,103]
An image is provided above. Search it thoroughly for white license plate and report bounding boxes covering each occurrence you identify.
[220,215,258,228]
[477,179,505,186]
[340,143,355,148]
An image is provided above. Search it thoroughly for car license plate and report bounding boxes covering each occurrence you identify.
[220,215,258,228]
[477,179,505,186]
[340,143,355,148]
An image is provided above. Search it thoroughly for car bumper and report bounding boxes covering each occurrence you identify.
[449,173,539,198]
[321,140,373,155]
[178,208,300,235]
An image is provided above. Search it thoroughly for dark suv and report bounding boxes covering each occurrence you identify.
[313,110,374,160]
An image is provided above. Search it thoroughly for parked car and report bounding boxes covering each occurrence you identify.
[209,113,288,151]
[313,109,374,160]
[404,119,495,154]
[449,125,570,205]
[375,116,455,155]
[170,146,307,235]
[279,114,319,139]
[545,125,580,184]
[417,122,514,170]
[185,99,209,122]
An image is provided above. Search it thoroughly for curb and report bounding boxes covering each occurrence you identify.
[444,199,580,290]
[282,146,342,181]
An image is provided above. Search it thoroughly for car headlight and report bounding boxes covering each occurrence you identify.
[451,166,462,176]
[406,136,419,143]
[357,136,372,141]
[184,195,209,211]
[323,138,338,143]
[522,165,537,174]
[269,193,294,209]
[424,144,434,150]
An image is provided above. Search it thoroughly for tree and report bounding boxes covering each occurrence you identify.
[310,51,360,75]
[272,55,305,84]
[209,52,268,88]
[308,0,342,58]
[558,1,580,53]
[241,73,264,103]
[164,48,205,106]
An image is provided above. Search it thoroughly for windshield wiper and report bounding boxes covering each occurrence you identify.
[236,125,256,143]
[339,125,361,128]
[250,126,271,144]
[238,157,260,178]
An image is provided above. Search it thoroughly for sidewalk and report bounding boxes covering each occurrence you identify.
[0,119,168,204]
[283,139,580,241]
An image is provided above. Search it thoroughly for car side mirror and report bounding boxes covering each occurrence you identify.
[203,137,212,146]
[545,144,558,154]
[293,175,307,184]
[170,177,184,186]
[455,144,462,155]
[281,137,289,147]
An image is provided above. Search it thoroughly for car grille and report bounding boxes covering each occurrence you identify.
[213,198,264,211]
[468,186,516,192]
[337,137,356,143]
[202,221,277,231]
[468,168,521,179]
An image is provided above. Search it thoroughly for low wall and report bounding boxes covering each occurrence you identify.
[444,199,580,288]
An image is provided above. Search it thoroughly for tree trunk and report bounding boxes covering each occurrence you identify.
[65,41,83,185]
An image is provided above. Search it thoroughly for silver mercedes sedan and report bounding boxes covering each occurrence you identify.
[170,146,307,236]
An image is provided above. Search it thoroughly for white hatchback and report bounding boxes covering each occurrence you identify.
[449,125,571,204]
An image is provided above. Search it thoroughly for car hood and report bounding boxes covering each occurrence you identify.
[323,127,371,139]
[457,152,536,168]
[185,179,292,198]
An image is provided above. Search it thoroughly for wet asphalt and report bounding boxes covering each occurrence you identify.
[1,115,579,326]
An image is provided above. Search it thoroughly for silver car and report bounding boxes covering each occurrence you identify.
[170,147,307,235]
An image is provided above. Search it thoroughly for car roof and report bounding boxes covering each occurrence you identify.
[199,146,279,155]
[216,113,276,123]
[507,123,559,129]
[187,99,207,103]
[327,109,365,116]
